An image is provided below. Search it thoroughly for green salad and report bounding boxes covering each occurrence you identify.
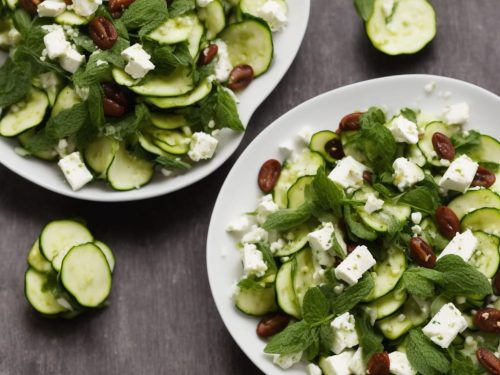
[0,0,287,191]
[227,102,500,374]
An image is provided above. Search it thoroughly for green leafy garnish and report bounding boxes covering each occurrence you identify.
[353,0,375,21]
[155,155,192,170]
[398,267,444,298]
[407,329,450,375]
[355,310,383,362]
[448,346,474,375]
[45,102,89,139]
[400,107,418,123]
[168,0,196,17]
[451,130,481,154]
[331,273,374,314]
[262,205,312,232]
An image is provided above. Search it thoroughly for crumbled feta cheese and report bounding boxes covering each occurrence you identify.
[297,126,313,144]
[226,216,251,233]
[256,194,279,224]
[443,102,470,125]
[241,225,268,244]
[213,39,233,82]
[278,140,295,158]
[335,245,376,286]
[59,45,85,73]
[255,0,288,31]
[308,222,335,267]
[411,225,422,236]
[422,303,468,348]
[307,363,322,375]
[273,352,302,369]
[364,193,384,214]
[328,156,369,190]
[392,157,425,191]
[38,0,66,17]
[330,312,359,354]
[320,350,355,375]
[437,229,477,262]
[57,152,93,191]
[349,347,366,375]
[72,0,102,16]
[188,132,218,162]
[270,238,285,253]
[388,115,419,144]
[242,243,267,277]
[333,284,345,295]
[43,26,70,59]
[439,155,478,193]
[196,0,213,6]
[160,168,173,177]
[121,43,155,79]
[424,81,436,94]
[440,158,451,167]
[96,59,108,66]
[411,212,422,224]
[389,352,416,375]
[75,85,89,100]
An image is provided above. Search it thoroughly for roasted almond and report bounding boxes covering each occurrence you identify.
[256,313,290,338]
[474,308,500,333]
[258,159,281,194]
[435,206,460,240]
[476,347,500,375]
[409,237,436,268]
[338,112,362,133]
[367,352,390,375]
[432,132,455,161]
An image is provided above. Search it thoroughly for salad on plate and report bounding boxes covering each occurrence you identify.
[226,102,500,374]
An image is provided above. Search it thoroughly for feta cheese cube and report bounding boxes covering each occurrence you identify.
[278,140,295,158]
[330,312,359,354]
[335,245,376,286]
[328,156,369,190]
[43,26,70,59]
[38,0,66,17]
[437,229,477,262]
[297,126,313,144]
[242,243,268,277]
[121,43,155,79]
[188,132,218,162]
[308,222,335,267]
[320,350,355,375]
[349,347,366,375]
[364,193,384,214]
[213,39,233,82]
[411,224,423,236]
[388,115,419,144]
[255,0,288,31]
[392,157,425,191]
[59,46,85,73]
[443,102,470,125]
[226,216,251,233]
[439,155,478,193]
[256,194,279,224]
[411,212,422,224]
[389,352,416,375]
[307,363,322,375]
[273,351,302,369]
[270,238,285,253]
[241,225,268,244]
[422,303,468,348]
[72,0,102,16]
[57,152,93,191]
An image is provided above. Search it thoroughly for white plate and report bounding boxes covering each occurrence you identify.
[0,2,310,202]
[207,75,500,375]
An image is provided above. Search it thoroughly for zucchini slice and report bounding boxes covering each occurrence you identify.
[0,88,49,137]
[145,78,213,109]
[106,145,155,191]
[240,0,287,31]
[198,0,226,40]
[94,240,116,273]
[275,260,301,319]
[292,247,321,307]
[138,133,169,157]
[148,13,198,44]
[448,189,500,220]
[84,136,120,178]
[274,222,315,257]
[309,130,341,163]
[467,134,500,164]
[55,10,91,25]
[234,286,278,316]
[25,268,68,315]
[27,239,52,274]
[51,85,82,117]
[151,113,188,130]
[461,207,500,237]
[377,297,429,339]
[417,121,461,166]
[469,231,499,278]
[18,129,58,161]
[365,289,408,320]
[366,0,436,56]
[287,175,314,209]
[187,17,204,58]
[219,19,273,77]
[150,129,191,155]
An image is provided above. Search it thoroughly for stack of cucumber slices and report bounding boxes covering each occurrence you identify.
[228,104,500,374]
[25,219,114,318]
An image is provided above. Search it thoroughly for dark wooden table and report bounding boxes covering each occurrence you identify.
[1,1,499,374]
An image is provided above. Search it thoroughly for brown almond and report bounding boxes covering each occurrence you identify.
[432,132,455,161]
[367,352,390,375]
[476,347,500,375]
[474,308,500,333]
[435,206,460,240]
[409,237,436,268]
[227,65,254,91]
[472,166,496,188]
[337,112,362,133]
[256,313,290,338]
[258,159,281,194]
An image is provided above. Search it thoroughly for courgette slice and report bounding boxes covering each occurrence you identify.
[150,129,191,155]
[27,239,52,273]
[55,11,91,25]
[287,175,314,209]
[309,130,341,163]
[365,289,408,320]
[187,17,204,58]
[274,222,315,257]
[25,268,68,315]
[151,113,189,130]
[234,286,278,316]
[51,85,82,117]
[292,247,321,307]
[106,144,155,191]
[275,260,301,319]
[469,231,499,278]
[84,136,120,178]
[448,189,500,220]
[148,13,198,44]
[145,78,213,109]
[467,134,500,164]
[377,297,429,339]
[198,0,226,40]
[94,240,116,273]
[461,207,500,237]
[417,121,461,166]
[18,129,58,161]
[240,0,287,32]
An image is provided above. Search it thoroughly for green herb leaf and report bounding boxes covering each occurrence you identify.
[87,83,105,128]
[332,273,374,315]
[302,287,330,324]
[109,103,150,139]
[407,329,451,375]
[152,43,193,70]
[12,9,31,37]
[398,185,440,214]
[262,205,312,232]
[71,34,97,53]
[344,205,378,241]
[400,108,417,123]
[312,166,344,217]
[355,310,383,363]
[24,129,57,153]
[0,59,32,108]
[318,322,333,356]
[264,320,316,355]
[448,346,474,375]
[478,161,499,173]
[168,0,195,17]
[353,0,375,21]
[155,154,192,170]
[72,53,112,87]
[398,267,444,298]
[121,0,168,30]
[256,243,277,274]
[451,130,481,154]
[237,277,266,290]
[213,84,244,131]
[46,102,89,139]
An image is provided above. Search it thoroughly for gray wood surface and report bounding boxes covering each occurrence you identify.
[1,1,500,374]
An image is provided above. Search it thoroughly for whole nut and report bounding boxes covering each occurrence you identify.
[324,138,344,160]
[19,0,42,15]
[227,65,254,91]
[366,352,390,375]
[102,83,129,118]
[346,243,357,254]
[476,347,500,375]
[256,313,290,338]
[258,159,281,194]
[432,132,455,161]
[337,112,362,133]
[363,170,374,184]
[472,166,496,188]
[409,237,436,268]
[108,0,135,18]
[474,308,500,333]
[435,206,460,240]
[89,16,118,50]
[198,44,218,66]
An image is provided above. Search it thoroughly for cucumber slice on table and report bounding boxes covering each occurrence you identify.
[145,78,213,109]
[27,239,52,273]
[275,260,301,319]
[366,0,436,55]
[309,130,341,164]
[148,13,198,44]
[61,243,112,308]
[234,286,278,316]
[84,136,120,178]
[448,189,500,220]
[25,268,68,315]
[198,0,226,40]
[418,121,461,166]
[461,207,500,236]
[0,88,49,137]
[94,241,116,273]
[106,145,155,191]
[220,19,273,77]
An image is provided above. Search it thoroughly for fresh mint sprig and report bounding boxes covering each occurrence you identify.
[407,329,450,374]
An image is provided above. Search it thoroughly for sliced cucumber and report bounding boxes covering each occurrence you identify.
[287,175,314,209]
[420,217,449,251]
[187,17,204,58]
[467,134,500,164]
[292,247,321,307]
[51,86,82,117]
[461,208,500,237]
[377,297,429,340]
[106,144,155,191]
[5,0,17,10]
[150,129,191,155]
[112,67,194,97]
[418,121,461,166]
[492,170,500,195]
[60,243,112,308]
[27,239,52,273]
[0,88,49,137]
[18,129,57,161]
[55,10,91,25]
[234,286,278,316]
[275,260,301,319]
[198,0,226,40]
[469,231,499,278]
[309,130,341,164]
[32,72,63,106]
[274,222,315,257]
[146,78,213,109]
[220,19,273,76]
[84,136,120,178]
[25,268,67,315]
[240,0,287,31]
[365,289,408,320]
[151,113,188,130]
[407,144,427,167]
[94,241,115,273]
[366,0,436,56]
[138,133,168,156]
[448,189,500,220]
[148,13,197,44]
[340,130,367,163]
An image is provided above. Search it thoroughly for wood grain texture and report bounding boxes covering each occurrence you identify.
[1,1,500,374]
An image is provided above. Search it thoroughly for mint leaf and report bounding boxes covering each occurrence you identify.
[398,185,440,214]
[155,155,191,170]
[256,243,277,274]
[12,9,31,37]
[400,108,417,123]
[398,267,444,298]
[264,320,315,355]
[87,83,105,128]
[353,0,374,21]
[121,0,168,29]
[46,102,89,139]
[448,346,474,375]
[151,43,193,73]
[237,277,266,290]
[0,59,32,108]
[71,34,96,53]
[302,287,330,324]
[213,84,244,131]
[451,130,481,154]
[312,166,344,217]
[435,255,493,296]
[73,53,112,87]
[262,205,312,232]
[24,129,57,153]
[479,161,499,173]
[355,310,383,362]
[332,273,374,315]
[407,329,450,375]
[110,103,150,139]
[344,205,377,241]
[169,0,195,17]
[318,322,333,356]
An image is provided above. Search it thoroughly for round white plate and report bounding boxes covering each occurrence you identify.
[0,1,310,202]
[207,75,500,374]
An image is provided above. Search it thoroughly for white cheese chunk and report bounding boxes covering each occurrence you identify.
[349,347,366,375]
[273,351,302,369]
[57,151,93,191]
[388,115,419,144]
[43,26,70,60]
[188,132,218,162]
[411,225,422,236]
[320,350,355,375]
[443,102,470,125]
[393,157,425,191]
[308,222,335,267]
[297,126,313,144]
[59,46,85,73]
[241,225,268,244]
[256,194,279,224]
[330,312,359,354]
[411,212,422,225]
[270,238,285,253]
[422,303,468,348]
[439,155,478,193]
[307,363,323,375]
[364,193,384,214]
[255,0,288,31]
[226,216,251,233]
[424,81,436,94]
[72,0,102,16]
[437,229,477,262]
[213,39,233,82]
[196,0,213,7]
[242,243,268,277]
[121,43,155,79]
[389,351,416,375]
[328,156,369,190]
[335,245,376,286]
[38,0,66,17]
